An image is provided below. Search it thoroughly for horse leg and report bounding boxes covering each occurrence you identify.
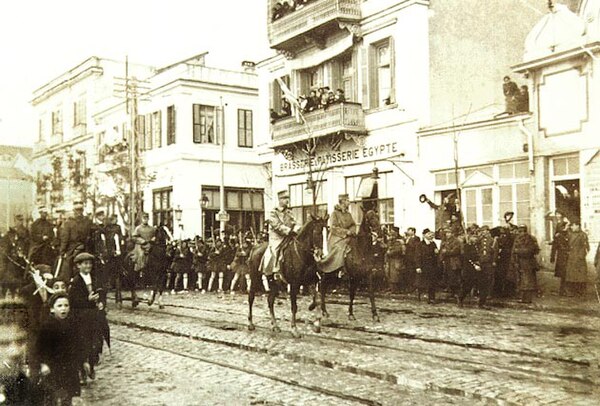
[268,278,280,333]
[308,283,321,333]
[369,268,380,322]
[320,274,329,318]
[290,284,300,338]
[348,278,357,321]
[245,274,251,293]
[131,272,139,309]
[115,269,123,308]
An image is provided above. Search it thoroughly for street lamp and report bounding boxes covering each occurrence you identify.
[200,194,209,238]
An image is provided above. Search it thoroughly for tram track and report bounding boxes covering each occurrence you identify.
[108,299,598,398]
[124,297,597,370]
[110,332,383,406]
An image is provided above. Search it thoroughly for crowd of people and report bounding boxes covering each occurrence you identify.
[502,75,529,115]
[2,196,600,403]
[271,0,317,22]
[270,87,346,123]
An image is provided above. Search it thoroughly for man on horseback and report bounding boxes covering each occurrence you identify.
[29,206,56,267]
[132,212,156,274]
[318,193,356,278]
[58,201,93,282]
[262,189,301,283]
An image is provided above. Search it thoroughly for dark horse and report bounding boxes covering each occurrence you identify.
[318,205,385,322]
[0,230,28,297]
[122,225,172,309]
[247,215,327,338]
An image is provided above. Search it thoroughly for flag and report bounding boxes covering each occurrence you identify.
[276,78,305,124]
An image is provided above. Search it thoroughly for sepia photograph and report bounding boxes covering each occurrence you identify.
[1,0,599,404]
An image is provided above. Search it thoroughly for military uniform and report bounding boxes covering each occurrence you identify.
[439,235,463,295]
[318,203,356,274]
[477,229,498,307]
[511,226,539,303]
[132,222,156,272]
[58,212,93,282]
[416,234,439,303]
[29,214,56,266]
[262,204,300,276]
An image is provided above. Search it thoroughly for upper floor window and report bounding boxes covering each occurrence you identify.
[237,109,253,148]
[167,105,176,145]
[73,97,87,126]
[51,109,63,135]
[374,40,392,107]
[152,111,162,148]
[193,104,218,144]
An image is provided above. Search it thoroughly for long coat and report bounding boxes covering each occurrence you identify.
[319,205,356,273]
[404,236,421,270]
[416,240,439,290]
[512,233,539,292]
[68,272,100,365]
[550,229,569,278]
[565,230,589,283]
[439,236,462,289]
[37,316,82,399]
[262,206,299,274]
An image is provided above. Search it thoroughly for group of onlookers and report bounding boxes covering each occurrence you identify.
[502,75,529,115]
[270,88,347,123]
[383,212,600,307]
[271,0,317,21]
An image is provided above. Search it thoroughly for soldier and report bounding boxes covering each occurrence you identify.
[29,206,56,267]
[550,217,570,296]
[261,190,301,284]
[58,201,93,283]
[132,212,156,274]
[318,193,356,278]
[206,236,224,292]
[439,229,463,298]
[511,225,540,303]
[459,232,480,307]
[192,236,209,292]
[13,214,30,255]
[477,225,498,309]
[385,226,406,293]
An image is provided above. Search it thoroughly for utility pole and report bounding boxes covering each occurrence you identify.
[126,57,140,237]
[217,98,228,235]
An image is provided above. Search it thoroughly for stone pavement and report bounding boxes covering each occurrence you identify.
[76,274,599,405]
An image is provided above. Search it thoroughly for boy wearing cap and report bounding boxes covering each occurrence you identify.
[262,189,301,282]
[68,252,100,382]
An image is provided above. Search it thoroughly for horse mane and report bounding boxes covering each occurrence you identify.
[296,217,314,241]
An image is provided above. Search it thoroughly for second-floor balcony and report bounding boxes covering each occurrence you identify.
[268,0,361,52]
[272,102,365,146]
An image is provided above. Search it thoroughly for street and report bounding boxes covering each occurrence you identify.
[73,278,599,405]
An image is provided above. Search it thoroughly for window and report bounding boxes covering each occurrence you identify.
[552,156,579,177]
[143,113,154,150]
[38,118,44,142]
[152,111,162,148]
[153,188,173,230]
[202,186,264,236]
[193,104,218,144]
[435,171,458,187]
[136,115,146,150]
[341,54,354,101]
[270,75,290,115]
[499,161,528,179]
[237,109,253,147]
[369,38,394,108]
[167,105,176,145]
[289,181,328,224]
[51,109,63,135]
[73,96,87,126]
[499,183,530,228]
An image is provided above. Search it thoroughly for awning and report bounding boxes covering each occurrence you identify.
[286,33,354,71]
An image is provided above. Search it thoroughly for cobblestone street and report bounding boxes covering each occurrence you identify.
[72,274,599,406]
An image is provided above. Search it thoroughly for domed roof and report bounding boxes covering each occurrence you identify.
[524,4,586,60]
[581,0,600,40]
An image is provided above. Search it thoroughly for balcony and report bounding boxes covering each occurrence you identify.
[268,0,361,51]
[272,102,366,146]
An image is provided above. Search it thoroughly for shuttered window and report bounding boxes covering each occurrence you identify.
[166,105,176,145]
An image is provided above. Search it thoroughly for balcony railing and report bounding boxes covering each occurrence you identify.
[272,102,365,146]
[268,0,361,50]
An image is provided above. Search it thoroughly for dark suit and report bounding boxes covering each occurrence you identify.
[69,272,100,370]
[416,240,439,302]
[29,218,56,266]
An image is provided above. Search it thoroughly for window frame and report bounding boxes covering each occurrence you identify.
[152,187,173,231]
[166,105,176,145]
[192,104,218,144]
[237,109,253,148]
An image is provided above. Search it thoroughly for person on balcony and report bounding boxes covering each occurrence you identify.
[334,88,346,103]
[281,98,292,117]
[307,90,319,112]
[503,76,519,115]
[517,85,529,113]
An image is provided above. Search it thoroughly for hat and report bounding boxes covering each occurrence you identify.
[141,212,150,218]
[518,224,528,230]
[73,252,95,264]
[48,292,69,308]
[95,208,105,216]
[422,228,431,235]
[38,206,48,213]
[480,225,490,232]
[277,190,289,199]
[73,201,84,210]
[338,193,349,200]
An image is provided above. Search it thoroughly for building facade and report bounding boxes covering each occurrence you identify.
[94,54,267,239]
[0,145,34,232]
[259,0,542,233]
